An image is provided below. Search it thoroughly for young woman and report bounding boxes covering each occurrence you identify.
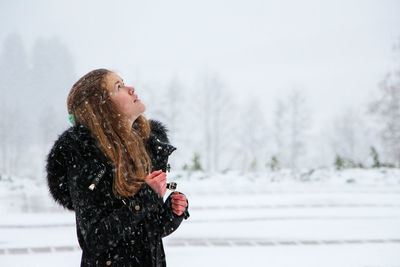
[46,69,189,267]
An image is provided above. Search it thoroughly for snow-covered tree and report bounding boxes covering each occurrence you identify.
[160,75,191,170]
[191,71,235,172]
[369,39,400,165]
[0,34,76,177]
[164,75,185,136]
[273,99,287,167]
[0,33,29,176]
[330,108,371,165]
[30,37,76,146]
[239,95,269,172]
[273,89,311,171]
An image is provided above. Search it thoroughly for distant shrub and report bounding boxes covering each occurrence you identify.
[334,154,364,170]
[266,156,280,171]
[183,152,203,171]
[370,146,395,168]
[370,147,381,168]
[300,168,315,181]
[334,155,345,170]
[249,158,257,172]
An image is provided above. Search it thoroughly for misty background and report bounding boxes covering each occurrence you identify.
[1,0,400,179]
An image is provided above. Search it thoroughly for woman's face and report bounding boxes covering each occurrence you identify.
[104,72,146,121]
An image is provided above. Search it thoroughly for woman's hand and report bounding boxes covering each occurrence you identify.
[145,170,167,198]
[171,191,188,216]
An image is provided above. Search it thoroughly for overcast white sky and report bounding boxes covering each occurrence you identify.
[1,0,399,130]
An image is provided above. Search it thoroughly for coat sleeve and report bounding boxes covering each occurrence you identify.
[159,192,190,238]
[68,157,159,256]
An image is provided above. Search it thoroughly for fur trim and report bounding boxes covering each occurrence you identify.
[46,127,76,210]
[149,119,169,143]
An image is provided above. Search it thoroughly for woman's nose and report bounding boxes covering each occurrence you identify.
[127,86,135,95]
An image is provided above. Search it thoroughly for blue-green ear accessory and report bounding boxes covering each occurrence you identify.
[68,114,75,126]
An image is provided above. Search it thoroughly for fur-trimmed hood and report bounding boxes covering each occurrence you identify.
[46,119,175,210]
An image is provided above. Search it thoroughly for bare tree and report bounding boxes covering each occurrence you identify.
[239,95,269,172]
[273,99,288,167]
[330,108,371,165]
[164,76,184,136]
[161,75,191,170]
[273,89,311,171]
[288,89,311,170]
[191,71,235,172]
[369,39,400,164]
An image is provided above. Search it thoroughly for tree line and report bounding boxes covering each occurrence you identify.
[0,33,399,179]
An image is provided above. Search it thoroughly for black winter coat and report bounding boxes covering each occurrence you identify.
[46,120,189,267]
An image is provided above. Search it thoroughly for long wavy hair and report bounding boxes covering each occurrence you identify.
[67,69,151,198]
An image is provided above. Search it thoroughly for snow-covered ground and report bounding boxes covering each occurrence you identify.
[1,168,400,266]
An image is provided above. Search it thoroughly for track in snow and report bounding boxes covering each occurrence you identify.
[1,238,400,255]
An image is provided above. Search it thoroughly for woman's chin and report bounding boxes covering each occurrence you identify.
[139,103,146,113]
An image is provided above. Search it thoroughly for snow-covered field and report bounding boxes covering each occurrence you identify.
[1,168,400,266]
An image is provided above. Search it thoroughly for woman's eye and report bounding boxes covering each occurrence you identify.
[117,84,121,90]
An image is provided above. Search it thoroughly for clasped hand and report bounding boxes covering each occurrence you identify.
[145,170,188,216]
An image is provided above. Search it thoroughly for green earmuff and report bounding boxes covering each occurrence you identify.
[68,114,75,126]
